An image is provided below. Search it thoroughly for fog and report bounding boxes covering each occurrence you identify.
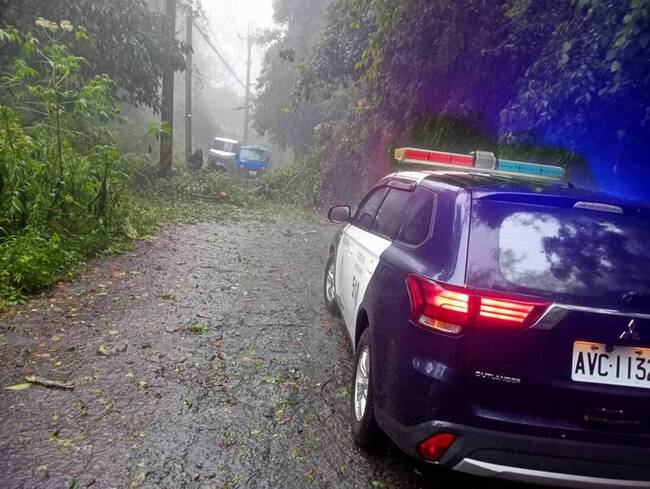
[201,0,275,95]
[1,1,649,488]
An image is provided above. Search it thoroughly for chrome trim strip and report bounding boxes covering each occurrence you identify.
[530,304,570,330]
[454,458,650,488]
[530,304,650,330]
[573,201,624,214]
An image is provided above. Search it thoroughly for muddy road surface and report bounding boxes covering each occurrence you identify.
[1,215,509,488]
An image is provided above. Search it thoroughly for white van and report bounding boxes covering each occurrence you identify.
[207,137,240,170]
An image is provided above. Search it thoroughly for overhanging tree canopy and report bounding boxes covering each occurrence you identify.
[0,0,186,111]
[264,0,650,199]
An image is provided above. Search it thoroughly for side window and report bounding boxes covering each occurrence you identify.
[372,188,412,239]
[397,189,435,245]
[354,187,389,231]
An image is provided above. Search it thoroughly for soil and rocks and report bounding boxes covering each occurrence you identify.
[0,215,516,488]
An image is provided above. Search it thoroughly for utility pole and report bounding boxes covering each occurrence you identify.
[184,3,193,163]
[243,25,253,143]
[159,0,176,176]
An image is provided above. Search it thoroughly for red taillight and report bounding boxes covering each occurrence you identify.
[406,275,470,334]
[475,291,550,328]
[406,274,550,334]
[477,297,535,325]
[418,433,455,461]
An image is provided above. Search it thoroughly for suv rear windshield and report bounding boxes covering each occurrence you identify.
[467,200,650,306]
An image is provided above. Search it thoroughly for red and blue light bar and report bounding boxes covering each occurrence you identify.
[394,147,566,181]
[394,147,474,167]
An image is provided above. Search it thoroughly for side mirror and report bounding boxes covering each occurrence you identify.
[328,205,352,224]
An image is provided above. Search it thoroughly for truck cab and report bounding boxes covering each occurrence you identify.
[237,145,270,176]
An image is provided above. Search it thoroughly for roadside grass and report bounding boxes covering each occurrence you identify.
[0,164,322,311]
[0,23,323,311]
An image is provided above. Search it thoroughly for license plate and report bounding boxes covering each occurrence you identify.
[572,341,650,389]
[248,170,258,176]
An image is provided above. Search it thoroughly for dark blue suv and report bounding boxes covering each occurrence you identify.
[323,147,650,487]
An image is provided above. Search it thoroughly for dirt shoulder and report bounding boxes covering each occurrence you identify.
[0,215,430,488]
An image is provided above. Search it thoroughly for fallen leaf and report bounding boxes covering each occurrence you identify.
[5,383,32,391]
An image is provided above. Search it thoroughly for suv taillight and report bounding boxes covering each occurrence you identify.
[406,274,550,334]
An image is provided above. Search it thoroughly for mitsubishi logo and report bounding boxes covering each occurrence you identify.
[619,319,641,341]
[623,291,637,304]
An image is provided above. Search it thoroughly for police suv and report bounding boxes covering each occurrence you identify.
[323,147,650,487]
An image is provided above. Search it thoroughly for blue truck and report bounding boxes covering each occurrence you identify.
[237,145,270,176]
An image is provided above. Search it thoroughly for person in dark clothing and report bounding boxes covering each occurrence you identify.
[188,148,203,170]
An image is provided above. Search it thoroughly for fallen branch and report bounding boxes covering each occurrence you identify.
[189,192,217,201]
[25,375,74,390]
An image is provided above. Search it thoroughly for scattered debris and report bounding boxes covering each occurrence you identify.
[174,324,209,334]
[24,375,74,390]
[0,220,423,488]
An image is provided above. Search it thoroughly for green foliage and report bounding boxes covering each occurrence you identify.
[253,0,334,150]
[0,22,130,304]
[0,21,294,309]
[401,115,590,181]
[262,146,326,207]
[0,231,79,295]
[0,0,186,111]
[260,0,650,199]
[141,168,263,209]
[146,121,173,141]
[502,0,650,147]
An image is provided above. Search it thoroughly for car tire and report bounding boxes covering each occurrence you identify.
[351,329,382,448]
[323,254,339,316]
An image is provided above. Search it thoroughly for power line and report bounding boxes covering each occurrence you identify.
[193,21,247,91]
[223,0,246,37]
[220,0,245,40]
[206,0,242,44]
[193,69,256,105]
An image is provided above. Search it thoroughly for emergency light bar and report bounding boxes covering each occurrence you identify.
[497,159,565,179]
[394,147,566,181]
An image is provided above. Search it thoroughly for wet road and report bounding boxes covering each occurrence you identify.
[0,216,510,488]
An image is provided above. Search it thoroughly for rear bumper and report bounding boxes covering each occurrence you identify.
[375,411,650,488]
[454,458,649,488]
[239,165,267,173]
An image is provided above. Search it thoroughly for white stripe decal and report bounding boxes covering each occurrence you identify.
[336,224,391,345]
